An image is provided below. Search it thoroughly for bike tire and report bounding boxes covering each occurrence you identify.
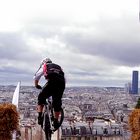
[45,130,51,140]
[43,114,52,140]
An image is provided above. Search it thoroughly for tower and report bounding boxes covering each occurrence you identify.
[132,71,139,94]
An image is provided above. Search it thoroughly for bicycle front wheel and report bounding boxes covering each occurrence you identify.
[44,114,52,140]
[45,130,51,140]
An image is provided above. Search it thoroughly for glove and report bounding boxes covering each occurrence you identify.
[36,85,42,89]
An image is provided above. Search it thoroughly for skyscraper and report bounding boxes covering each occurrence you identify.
[132,71,139,94]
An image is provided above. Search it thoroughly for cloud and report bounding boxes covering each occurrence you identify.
[60,16,140,67]
[0,0,139,86]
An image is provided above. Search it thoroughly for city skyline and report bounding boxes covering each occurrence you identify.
[0,0,140,87]
[0,83,132,139]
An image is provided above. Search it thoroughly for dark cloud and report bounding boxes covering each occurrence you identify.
[68,39,140,66]
[0,66,32,74]
[0,67,33,86]
[0,33,40,85]
[69,70,99,77]
[0,33,27,59]
[0,32,42,63]
[60,16,140,67]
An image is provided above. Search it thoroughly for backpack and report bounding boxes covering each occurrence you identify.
[43,63,64,80]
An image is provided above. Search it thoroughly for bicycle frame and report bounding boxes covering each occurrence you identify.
[41,97,64,140]
[42,98,54,132]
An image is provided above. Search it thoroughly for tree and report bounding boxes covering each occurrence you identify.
[0,103,19,140]
[135,98,140,109]
[129,98,140,140]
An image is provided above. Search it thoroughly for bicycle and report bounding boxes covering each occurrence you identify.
[41,98,64,140]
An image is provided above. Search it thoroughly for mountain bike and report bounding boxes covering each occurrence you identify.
[41,98,64,140]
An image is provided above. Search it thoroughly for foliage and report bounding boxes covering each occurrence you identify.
[129,98,140,140]
[135,98,140,109]
[0,103,19,140]
[129,109,140,132]
[131,132,140,140]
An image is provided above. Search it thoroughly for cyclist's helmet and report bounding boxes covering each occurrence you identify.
[41,57,52,65]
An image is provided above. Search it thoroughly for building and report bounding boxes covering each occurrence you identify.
[132,71,139,94]
[125,83,131,94]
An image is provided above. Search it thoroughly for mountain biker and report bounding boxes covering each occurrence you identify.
[33,58,65,128]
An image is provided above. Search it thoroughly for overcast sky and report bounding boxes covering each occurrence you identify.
[0,0,139,87]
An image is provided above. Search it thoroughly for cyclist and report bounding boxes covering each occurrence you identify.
[33,58,65,128]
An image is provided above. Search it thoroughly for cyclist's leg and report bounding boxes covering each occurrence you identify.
[38,82,52,108]
[52,96,62,129]
[52,80,65,128]
[53,93,63,119]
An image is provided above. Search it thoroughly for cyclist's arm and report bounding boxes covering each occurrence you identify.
[33,71,44,87]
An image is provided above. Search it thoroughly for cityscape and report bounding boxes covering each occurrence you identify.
[0,70,139,140]
[0,1,138,139]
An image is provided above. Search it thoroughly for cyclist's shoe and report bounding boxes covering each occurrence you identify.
[53,118,60,129]
[38,116,43,125]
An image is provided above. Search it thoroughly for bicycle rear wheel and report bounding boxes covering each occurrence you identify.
[45,130,51,140]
